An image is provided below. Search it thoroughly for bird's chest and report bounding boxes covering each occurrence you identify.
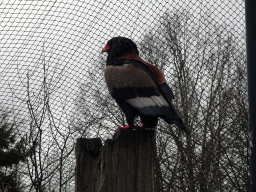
[104,64,154,91]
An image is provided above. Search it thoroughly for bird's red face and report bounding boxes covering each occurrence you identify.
[102,43,110,53]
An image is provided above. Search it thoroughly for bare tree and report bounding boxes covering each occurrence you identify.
[139,9,248,191]
[23,46,79,191]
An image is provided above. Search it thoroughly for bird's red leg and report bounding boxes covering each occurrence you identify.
[117,124,140,130]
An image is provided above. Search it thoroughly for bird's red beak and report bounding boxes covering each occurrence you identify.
[102,44,110,53]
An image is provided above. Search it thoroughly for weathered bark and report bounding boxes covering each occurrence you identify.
[75,138,102,192]
[99,129,155,192]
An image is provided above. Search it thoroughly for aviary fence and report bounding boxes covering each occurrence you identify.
[0,1,247,191]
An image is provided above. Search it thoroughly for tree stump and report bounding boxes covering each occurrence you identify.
[75,129,155,192]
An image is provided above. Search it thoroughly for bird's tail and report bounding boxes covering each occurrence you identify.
[163,103,190,135]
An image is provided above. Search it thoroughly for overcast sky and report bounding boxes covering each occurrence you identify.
[0,0,245,129]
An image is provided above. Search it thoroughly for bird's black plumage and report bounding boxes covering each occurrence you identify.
[103,36,189,134]
[104,37,139,65]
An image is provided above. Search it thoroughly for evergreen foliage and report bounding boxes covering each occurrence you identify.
[0,111,27,192]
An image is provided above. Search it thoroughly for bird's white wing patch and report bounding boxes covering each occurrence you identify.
[127,96,169,108]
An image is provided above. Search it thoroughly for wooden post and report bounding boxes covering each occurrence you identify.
[99,129,154,192]
[75,130,155,192]
[75,138,102,192]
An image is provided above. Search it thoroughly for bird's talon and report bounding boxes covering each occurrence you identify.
[117,124,140,131]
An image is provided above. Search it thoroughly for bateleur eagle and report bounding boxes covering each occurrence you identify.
[102,36,189,134]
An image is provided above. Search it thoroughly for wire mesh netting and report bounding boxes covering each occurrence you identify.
[0,0,247,191]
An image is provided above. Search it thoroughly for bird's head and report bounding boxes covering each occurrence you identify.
[102,37,139,62]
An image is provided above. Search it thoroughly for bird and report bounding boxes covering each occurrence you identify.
[102,36,190,134]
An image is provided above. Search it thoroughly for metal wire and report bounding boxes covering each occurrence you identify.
[0,1,247,191]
